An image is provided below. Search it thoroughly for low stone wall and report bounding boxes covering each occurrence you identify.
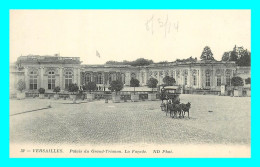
[23,91,160,101]
[188,89,220,95]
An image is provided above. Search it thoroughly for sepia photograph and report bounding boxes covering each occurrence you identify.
[9,10,251,158]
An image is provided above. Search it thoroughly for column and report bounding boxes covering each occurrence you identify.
[91,73,94,82]
[188,69,191,87]
[211,69,215,88]
[157,71,160,85]
[39,67,44,88]
[174,70,177,85]
[125,71,131,86]
[77,68,81,86]
[73,68,77,84]
[59,67,63,90]
[24,67,29,91]
[197,69,199,89]
[102,72,105,85]
[199,68,202,88]
[144,70,148,85]
[223,69,226,85]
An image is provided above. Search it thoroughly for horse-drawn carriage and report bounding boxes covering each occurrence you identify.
[160,86,191,118]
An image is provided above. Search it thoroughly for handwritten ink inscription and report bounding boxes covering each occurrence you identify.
[145,14,179,37]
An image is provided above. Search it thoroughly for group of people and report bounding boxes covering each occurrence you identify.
[160,93,191,119]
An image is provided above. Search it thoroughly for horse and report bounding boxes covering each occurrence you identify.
[180,102,191,118]
[168,103,182,118]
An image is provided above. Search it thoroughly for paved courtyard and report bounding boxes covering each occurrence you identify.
[9,94,251,145]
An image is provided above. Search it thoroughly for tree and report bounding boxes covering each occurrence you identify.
[222,52,230,61]
[17,79,25,92]
[231,77,244,87]
[200,46,214,60]
[105,58,153,66]
[222,46,251,66]
[132,58,154,66]
[53,86,61,94]
[109,80,124,95]
[175,56,197,63]
[237,50,251,66]
[68,83,79,94]
[84,82,97,94]
[130,78,140,95]
[147,78,158,93]
[230,50,238,62]
[38,88,45,94]
[163,76,176,86]
[245,77,251,85]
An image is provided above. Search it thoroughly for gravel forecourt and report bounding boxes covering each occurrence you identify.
[10,94,250,146]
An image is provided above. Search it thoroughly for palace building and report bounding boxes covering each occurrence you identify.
[10,54,251,94]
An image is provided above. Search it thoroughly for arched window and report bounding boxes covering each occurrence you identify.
[154,72,157,78]
[112,73,117,81]
[97,73,103,84]
[121,73,125,84]
[192,70,197,86]
[108,73,112,84]
[170,71,173,77]
[48,71,55,90]
[159,71,163,78]
[29,70,38,90]
[206,70,211,87]
[131,73,136,79]
[176,70,180,78]
[184,76,188,85]
[226,70,231,86]
[141,72,144,83]
[65,71,73,89]
[193,75,197,86]
[86,73,91,83]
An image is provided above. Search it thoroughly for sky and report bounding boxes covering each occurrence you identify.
[9,10,251,64]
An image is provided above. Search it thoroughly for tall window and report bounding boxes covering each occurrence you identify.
[217,76,221,86]
[108,73,112,84]
[141,72,144,83]
[226,75,231,86]
[131,73,136,79]
[206,71,211,87]
[159,71,163,79]
[170,71,173,77]
[65,71,73,89]
[48,71,55,90]
[193,75,197,86]
[93,75,97,83]
[154,72,157,78]
[112,73,117,81]
[121,73,125,84]
[29,70,37,90]
[86,73,91,83]
[97,73,103,84]
[184,76,187,85]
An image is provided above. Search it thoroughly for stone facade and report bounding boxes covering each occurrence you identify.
[10,55,250,93]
